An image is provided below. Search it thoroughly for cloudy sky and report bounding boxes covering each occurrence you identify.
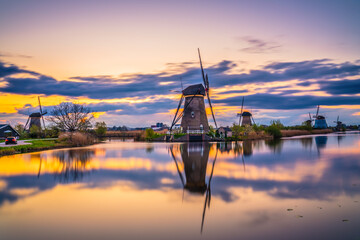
[0,0,360,127]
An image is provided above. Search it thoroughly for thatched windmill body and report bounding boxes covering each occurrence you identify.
[313,105,328,129]
[237,97,255,126]
[170,49,217,134]
[24,96,47,131]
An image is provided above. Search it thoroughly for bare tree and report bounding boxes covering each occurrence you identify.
[47,102,93,132]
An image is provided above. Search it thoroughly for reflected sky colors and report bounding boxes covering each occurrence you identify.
[0,133,359,239]
[1,0,360,126]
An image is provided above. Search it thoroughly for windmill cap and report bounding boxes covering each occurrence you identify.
[29,112,42,117]
[242,111,252,116]
[182,84,205,96]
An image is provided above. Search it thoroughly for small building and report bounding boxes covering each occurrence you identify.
[0,124,20,139]
[217,127,232,138]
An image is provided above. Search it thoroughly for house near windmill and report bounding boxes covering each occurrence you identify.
[237,96,255,126]
[24,96,47,131]
[0,124,20,139]
[313,105,328,129]
[169,49,217,141]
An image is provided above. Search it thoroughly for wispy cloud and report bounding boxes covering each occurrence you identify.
[238,36,282,53]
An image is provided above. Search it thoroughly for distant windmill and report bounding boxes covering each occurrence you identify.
[24,96,47,131]
[333,115,344,131]
[304,112,313,127]
[169,49,217,134]
[236,96,255,126]
[313,105,328,129]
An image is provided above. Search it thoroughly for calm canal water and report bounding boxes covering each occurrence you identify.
[0,132,359,240]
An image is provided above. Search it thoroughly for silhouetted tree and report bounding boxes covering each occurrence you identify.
[47,102,93,132]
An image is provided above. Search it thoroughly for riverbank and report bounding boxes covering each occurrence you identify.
[0,133,101,157]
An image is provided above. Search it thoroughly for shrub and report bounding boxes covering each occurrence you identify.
[59,132,96,146]
[29,125,41,138]
[95,121,107,136]
[265,125,282,138]
[231,124,244,139]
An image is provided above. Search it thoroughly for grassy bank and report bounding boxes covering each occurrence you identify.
[281,129,333,137]
[0,139,63,156]
[0,132,99,157]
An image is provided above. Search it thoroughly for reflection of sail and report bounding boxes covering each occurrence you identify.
[201,147,218,233]
[180,143,210,193]
[52,149,95,182]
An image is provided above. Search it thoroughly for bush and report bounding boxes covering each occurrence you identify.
[265,125,282,138]
[95,121,107,136]
[29,125,41,138]
[231,124,244,139]
[145,128,155,139]
[59,132,96,146]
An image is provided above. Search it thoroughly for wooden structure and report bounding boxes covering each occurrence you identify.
[170,49,217,136]
[24,96,47,131]
[313,105,328,129]
[237,96,255,126]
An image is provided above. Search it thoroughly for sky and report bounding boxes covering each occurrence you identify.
[0,0,360,127]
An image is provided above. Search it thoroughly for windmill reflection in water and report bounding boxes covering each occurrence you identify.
[169,142,247,233]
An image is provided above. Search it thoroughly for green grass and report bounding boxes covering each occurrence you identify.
[0,139,63,156]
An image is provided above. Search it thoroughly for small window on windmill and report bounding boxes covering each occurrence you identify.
[191,111,195,118]
[200,124,203,130]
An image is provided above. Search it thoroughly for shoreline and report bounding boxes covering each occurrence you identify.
[0,139,100,157]
[0,129,338,156]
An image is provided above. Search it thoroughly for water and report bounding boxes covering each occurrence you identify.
[0,133,359,240]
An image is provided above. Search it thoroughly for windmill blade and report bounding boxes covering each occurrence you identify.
[38,96,43,115]
[239,96,244,125]
[337,115,339,122]
[24,117,30,130]
[205,73,209,90]
[38,96,46,131]
[198,48,207,87]
[316,105,320,117]
[251,116,256,125]
[170,95,184,131]
[308,112,312,121]
[207,94,217,129]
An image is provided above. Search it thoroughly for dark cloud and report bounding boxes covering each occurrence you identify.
[0,61,38,78]
[214,93,360,110]
[238,36,282,53]
[1,59,360,116]
[317,79,360,95]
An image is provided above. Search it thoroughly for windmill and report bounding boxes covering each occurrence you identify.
[304,112,313,128]
[236,96,255,126]
[169,49,217,134]
[313,105,328,129]
[24,96,47,131]
[333,115,344,131]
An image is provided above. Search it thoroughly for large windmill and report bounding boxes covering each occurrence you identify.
[169,49,217,134]
[24,96,47,131]
[236,96,255,126]
[313,105,328,129]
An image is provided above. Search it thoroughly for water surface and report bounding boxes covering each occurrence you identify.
[0,133,359,239]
